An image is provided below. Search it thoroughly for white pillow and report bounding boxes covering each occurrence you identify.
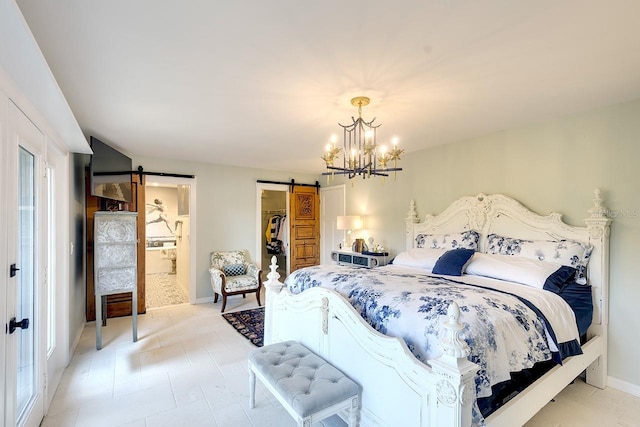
[393,248,447,269]
[465,252,562,289]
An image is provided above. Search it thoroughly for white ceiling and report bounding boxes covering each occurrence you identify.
[16,0,640,174]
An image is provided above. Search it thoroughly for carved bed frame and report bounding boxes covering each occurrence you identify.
[263,191,611,426]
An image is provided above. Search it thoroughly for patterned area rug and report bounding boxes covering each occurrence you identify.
[222,307,264,347]
[146,273,189,308]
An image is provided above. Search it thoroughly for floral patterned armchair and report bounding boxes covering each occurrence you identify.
[209,250,262,312]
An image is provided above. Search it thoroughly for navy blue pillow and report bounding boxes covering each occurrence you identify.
[432,249,475,276]
[543,266,577,293]
[558,282,593,336]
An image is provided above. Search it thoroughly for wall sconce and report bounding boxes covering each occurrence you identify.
[336,215,363,250]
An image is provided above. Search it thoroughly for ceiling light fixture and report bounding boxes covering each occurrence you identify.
[322,96,403,181]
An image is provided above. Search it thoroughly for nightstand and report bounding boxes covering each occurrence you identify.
[331,250,390,268]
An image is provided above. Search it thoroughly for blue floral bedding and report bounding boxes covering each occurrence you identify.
[285,264,583,401]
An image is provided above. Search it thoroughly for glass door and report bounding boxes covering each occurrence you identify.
[4,102,45,427]
[15,146,38,425]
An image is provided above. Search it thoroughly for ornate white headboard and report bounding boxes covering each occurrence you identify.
[404,190,612,340]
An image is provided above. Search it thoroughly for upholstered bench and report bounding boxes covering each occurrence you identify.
[249,341,361,427]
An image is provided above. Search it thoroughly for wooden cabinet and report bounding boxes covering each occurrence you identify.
[93,211,138,349]
[86,171,146,322]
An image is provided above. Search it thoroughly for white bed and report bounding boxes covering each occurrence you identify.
[263,191,611,427]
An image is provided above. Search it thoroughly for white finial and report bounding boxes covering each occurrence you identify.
[440,302,470,358]
[406,200,419,223]
[588,188,608,218]
[266,256,281,284]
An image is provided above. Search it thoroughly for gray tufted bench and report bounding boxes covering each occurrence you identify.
[249,340,361,427]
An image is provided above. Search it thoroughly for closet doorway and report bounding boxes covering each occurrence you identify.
[256,183,289,282]
[144,176,197,308]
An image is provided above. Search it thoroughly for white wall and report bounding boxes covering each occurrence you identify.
[128,155,318,303]
[333,97,640,392]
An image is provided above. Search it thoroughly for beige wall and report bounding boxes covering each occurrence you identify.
[127,156,318,303]
[335,97,640,390]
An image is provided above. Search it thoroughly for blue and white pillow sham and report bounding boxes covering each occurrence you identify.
[485,233,592,284]
[415,230,480,251]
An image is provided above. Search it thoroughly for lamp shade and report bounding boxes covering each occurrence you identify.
[336,215,362,230]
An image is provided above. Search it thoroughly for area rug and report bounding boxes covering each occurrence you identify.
[146,273,189,308]
[221,307,264,347]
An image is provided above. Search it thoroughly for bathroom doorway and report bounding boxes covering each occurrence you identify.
[145,176,196,308]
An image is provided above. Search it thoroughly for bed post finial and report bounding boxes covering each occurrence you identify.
[585,188,612,239]
[588,188,608,219]
[405,200,419,239]
[430,301,479,427]
[264,255,285,346]
[440,302,470,358]
[406,200,419,223]
[265,255,281,285]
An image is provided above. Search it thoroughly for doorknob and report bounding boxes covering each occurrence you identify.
[10,263,20,277]
[8,317,29,334]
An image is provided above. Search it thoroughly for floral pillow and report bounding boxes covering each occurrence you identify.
[485,233,593,284]
[415,230,480,251]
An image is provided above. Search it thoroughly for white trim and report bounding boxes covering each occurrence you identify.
[195,296,215,305]
[319,184,346,265]
[608,376,640,398]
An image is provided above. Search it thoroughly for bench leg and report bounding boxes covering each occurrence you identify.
[249,369,256,409]
[348,395,360,427]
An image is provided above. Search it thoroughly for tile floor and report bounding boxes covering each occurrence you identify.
[145,273,189,309]
[43,297,640,427]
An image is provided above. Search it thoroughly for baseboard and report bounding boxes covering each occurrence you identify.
[69,323,85,365]
[608,376,640,398]
[195,296,214,304]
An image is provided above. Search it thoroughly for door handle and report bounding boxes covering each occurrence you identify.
[8,317,29,334]
[10,263,20,277]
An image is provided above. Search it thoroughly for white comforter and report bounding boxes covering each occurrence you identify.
[285,264,581,399]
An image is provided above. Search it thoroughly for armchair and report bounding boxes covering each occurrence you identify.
[209,250,262,312]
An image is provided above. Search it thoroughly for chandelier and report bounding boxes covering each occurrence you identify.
[322,96,403,180]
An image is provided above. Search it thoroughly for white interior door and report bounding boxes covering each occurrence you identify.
[320,185,345,265]
[4,101,46,427]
